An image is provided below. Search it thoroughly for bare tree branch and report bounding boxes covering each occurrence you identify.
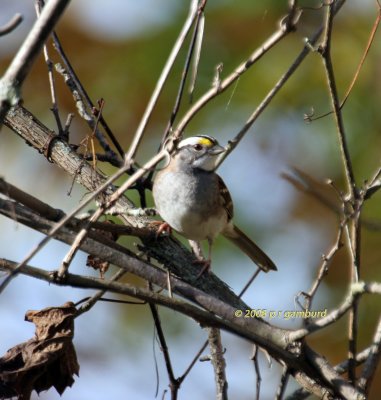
[149,301,180,400]
[287,345,377,400]
[275,365,290,400]
[125,0,202,163]
[0,13,23,37]
[358,316,381,395]
[174,1,302,137]
[208,328,228,400]
[51,27,124,158]
[0,0,70,123]
[35,0,64,135]
[318,0,361,384]
[290,282,381,341]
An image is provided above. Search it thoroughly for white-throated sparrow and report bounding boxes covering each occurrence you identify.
[153,135,277,275]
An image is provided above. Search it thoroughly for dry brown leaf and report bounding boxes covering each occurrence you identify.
[86,254,110,278]
[86,220,119,278]
[0,302,79,400]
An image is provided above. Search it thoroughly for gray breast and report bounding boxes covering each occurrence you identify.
[153,169,225,241]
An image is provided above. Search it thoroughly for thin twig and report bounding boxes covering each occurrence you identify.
[83,152,123,168]
[54,64,120,160]
[364,160,381,199]
[174,4,300,137]
[296,218,345,315]
[282,167,381,232]
[178,342,208,385]
[346,206,362,384]
[335,346,374,375]
[218,0,347,166]
[252,345,262,400]
[319,0,360,384]
[238,269,261,297]
[149,300,180,400]
[75,268,127,316]
[0,0,70,123]
[275,365,290,400]
[319,1,355,197]
[357,316,381,395]
[58,215,94,277]
[51,31,124,159]
[62,112,74,141]
[208,328,228,400]
[290,281,381,341]
[286,345,373,400]
[0,13,23,36]
[188,12,205,102]
[178,267,262,385]
[35,0,64,135]
[308,0,381,122]
[125,0,200,164]
[160,0,208,148]
[143,1,208,189]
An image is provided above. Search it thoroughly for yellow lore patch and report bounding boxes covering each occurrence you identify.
[197,137,214,147]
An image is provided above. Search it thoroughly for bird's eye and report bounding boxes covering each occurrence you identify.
[193,144,203,151]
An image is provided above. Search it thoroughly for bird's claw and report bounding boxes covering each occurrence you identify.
[151,221,172,239]
[193,258,211,279]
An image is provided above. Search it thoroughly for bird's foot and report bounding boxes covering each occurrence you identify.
[150,221,172,238]
[193,258,211,279]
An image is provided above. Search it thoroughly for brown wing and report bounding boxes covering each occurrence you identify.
[218,175,233,221]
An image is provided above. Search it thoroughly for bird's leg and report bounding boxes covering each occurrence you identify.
[190,239,212,278]
[189,240,204,260]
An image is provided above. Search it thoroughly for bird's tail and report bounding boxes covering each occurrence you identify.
[223,225,277,272]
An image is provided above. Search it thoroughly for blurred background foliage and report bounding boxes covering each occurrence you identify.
[1,0,381,398]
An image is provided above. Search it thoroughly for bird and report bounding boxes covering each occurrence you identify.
[152,135,277,276]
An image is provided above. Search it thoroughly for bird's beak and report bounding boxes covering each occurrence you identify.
[208,144,226,156]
